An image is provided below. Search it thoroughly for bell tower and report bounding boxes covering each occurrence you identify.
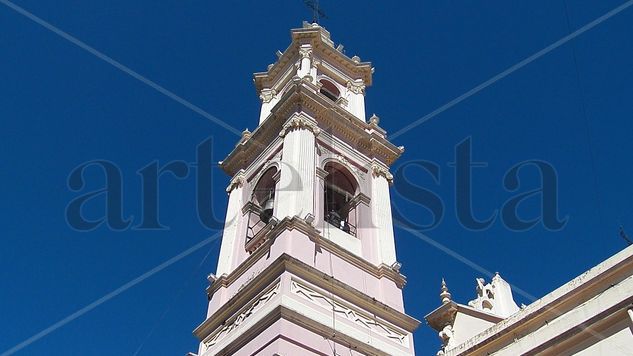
[192,22,419,356]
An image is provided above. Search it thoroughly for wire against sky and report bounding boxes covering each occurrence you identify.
[131,239,219,356]
[7,0,632,148]
[394,221,538,301]
[0,0,243,138]
[390,0,633,140]
[0,232,222,356]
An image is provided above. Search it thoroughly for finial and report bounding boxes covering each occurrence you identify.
[440,278,452,304]
[369,113,380,125]
[240,128,251,144]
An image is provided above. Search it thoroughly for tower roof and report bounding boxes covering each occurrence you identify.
[253,22,374,93]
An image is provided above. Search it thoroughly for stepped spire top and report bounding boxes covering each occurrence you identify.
[440,278,452,304]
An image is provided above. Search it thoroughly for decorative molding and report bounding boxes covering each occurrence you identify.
[203,281,281,348]
[334,154,361,176]
[335,96,349,107]
[315,167,328,180]
[221,82,403,176]
[279,116,321,137]
[346,79,366,95]
[249,160,281,190]
[290,279,409,345]
[371,162,393,183]
[318,144,366,182]
[299,44,313,59]
[226,170,246,193]
[207,305,395,356]
[254,26,373,91]
[195,251,418,342]
[259,88,276,103]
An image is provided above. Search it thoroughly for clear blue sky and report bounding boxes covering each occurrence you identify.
[2,1,633,355]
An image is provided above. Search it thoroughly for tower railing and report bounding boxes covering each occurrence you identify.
[325,210,357,237]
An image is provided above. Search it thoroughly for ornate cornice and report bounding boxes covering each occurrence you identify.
[205,217,409,297]
[275,217,405,286]
[195,250,419,342]
[253,25,373,92]
[220,81,403,177]
[278,115,321,137]
[203,281,281,348]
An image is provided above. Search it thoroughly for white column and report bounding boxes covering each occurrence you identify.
[346,79,366,121]
[215,171,245,276]
[276,115,319,219]
[258,88,276,124]
[297,45,313,78]
[370,162,397,266]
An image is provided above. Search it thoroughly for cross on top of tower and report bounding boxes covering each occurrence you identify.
[303,0,327,23]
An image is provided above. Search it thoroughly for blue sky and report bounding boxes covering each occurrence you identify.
[2,1,633,355]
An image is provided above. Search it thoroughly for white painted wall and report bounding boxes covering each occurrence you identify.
[370,170,397,266]
[572,321,633,356]
[215,178,245,276]
[448,312,496,349]
[323,223,362,257]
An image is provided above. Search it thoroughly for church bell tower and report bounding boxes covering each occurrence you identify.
[192,22,419,356]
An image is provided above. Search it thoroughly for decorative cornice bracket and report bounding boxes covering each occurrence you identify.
[226,170,246,193]
[371,162,393,183]
[279,115,321,137]
[259,88,277,103]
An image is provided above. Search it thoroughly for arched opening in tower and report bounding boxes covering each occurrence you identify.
[324,162,358,236]
[319,79,340,102]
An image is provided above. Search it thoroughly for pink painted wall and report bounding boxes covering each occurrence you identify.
[232,319,368,356]
[207,228,405,318]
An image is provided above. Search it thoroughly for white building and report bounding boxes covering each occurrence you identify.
[426,245,633,355]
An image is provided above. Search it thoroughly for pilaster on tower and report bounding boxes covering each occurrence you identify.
[193,23,418,356]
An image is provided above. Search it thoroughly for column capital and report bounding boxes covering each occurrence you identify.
[371,162,393,183]
[299,44,313,59]
[279,116,321,138]
[346,79,366,95]
[259,88,276,103]
[226,170,246,193]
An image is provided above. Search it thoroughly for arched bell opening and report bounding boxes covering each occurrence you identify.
[323,162,359,236]
[252,167,277,224]
[245,167,278,250]
[319,79,340,102]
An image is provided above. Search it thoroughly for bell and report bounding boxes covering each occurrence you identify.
[260,198,274,224]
